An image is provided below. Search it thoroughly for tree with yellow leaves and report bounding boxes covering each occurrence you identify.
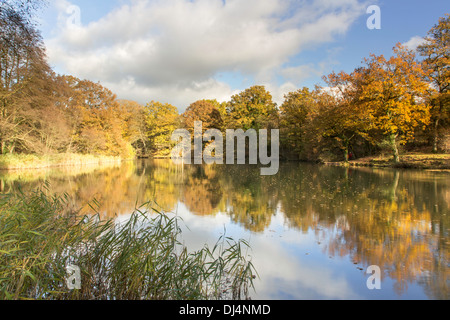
[144,101,180,157]
[358,44,432,162]
[279,87,315,158]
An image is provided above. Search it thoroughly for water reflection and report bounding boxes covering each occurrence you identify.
[1,160,448,299]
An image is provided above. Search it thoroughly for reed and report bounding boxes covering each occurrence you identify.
[0,185,257,300]
[0,153,123,170]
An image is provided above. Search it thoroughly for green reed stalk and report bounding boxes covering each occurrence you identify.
[0,186,257,300]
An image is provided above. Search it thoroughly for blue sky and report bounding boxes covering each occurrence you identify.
[38,0,449,111]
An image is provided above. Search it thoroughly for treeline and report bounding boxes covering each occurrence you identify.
[0,1,143,158]
[1,1,448,162]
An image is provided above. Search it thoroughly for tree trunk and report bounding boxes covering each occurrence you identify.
[389,171,400,201]
[344,146,349,163]
[67,128,76,153]
[340,137,351,163]
[9,142,15,154]
[141,134,148,156]
[389,133,399,163]
[433,118,440,154]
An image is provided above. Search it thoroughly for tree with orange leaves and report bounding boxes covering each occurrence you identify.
[316,70,372,162]
[357,44,432,162]
[182,100,223,133]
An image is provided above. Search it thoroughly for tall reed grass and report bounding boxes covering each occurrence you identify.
[0,153,123,170]
[0,186,257,300]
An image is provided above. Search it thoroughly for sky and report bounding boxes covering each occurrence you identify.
[36,0,449,112]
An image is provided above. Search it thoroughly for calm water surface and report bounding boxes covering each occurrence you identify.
[1,159,448,300]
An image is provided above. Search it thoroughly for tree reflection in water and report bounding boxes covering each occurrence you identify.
[1,160,448,299]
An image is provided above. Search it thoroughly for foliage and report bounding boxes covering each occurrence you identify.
[1,4,448,162]
[0,1,54,154]
[117,100,149,156]
[226,85,279,131]
[182,100,223,133]
[279,87,315,158]
[357,44,432,162]
[315,71,372,162]
[0,153,122,170]
[3,160,448,298]
[144,101,180,157]
[418,14,450,152]
[0,187,257,300]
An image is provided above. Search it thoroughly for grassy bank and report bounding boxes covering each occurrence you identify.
[0,188,256,300]
[325,153,450,170]
[0,153,124,171]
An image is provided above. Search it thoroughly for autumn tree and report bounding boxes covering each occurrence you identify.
[144,101,180,157]
[358,44,432,162]
[117,99,149,156]
[209,99,228,122]
[68,79,113,154]
[279,87,316,158]
[315,70,372,162]
[1,0,47,22]
[226,85,279,130]
[0,0,55,154]
[55,77,135,158]
[417,14,450,153]
[182,99,223,133]
[34,74,72,153]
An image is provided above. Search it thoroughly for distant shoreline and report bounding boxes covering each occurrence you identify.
[0,153,125,171]
[324,153,450,171]
[1,152,449,172]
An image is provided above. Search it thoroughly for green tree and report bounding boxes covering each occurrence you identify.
[226,86,279,130]
[145,101,180,157]
[279,87,315,158]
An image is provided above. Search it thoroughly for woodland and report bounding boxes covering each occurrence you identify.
[1,1,449,165]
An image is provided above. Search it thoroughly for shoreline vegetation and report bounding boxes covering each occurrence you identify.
[324,153,450,172]
[0,187,257,300]
[0,153,124,171]
[1,3,448,170]
[1,152,450,172]
[324,153,450,171]
[1,1,448,302]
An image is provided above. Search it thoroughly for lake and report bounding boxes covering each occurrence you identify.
[1,159,448,300]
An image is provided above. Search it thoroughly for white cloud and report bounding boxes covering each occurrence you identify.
[403,35,426,51]
[104,76,238,109]
[45,0,367,111]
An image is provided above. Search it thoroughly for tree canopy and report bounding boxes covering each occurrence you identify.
[1,6,448,162]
